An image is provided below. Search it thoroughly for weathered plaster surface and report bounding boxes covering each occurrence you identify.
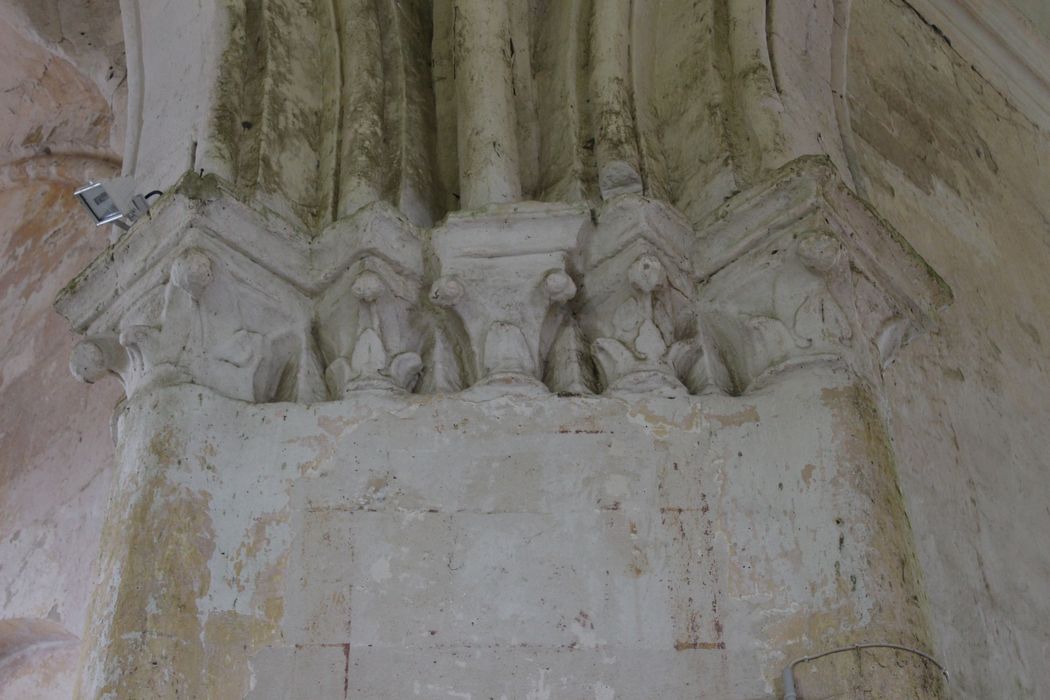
[1007,0,1050,40]
[0,175,119,692]
[849,1,1050,697]
[0,14,121,694]
[0,619,78,700]
[79,369,943,699]
[0,17,119,168]
[0,639,78,700]
[0,0,124,118]
[0,185,120,689]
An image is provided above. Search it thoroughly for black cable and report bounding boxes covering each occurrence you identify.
[144,190,163,200]
[784,642,949,700]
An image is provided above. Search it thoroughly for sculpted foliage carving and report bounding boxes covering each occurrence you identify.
[58,160,949,404]
[699,231,854,390]
[315,211,430,396]
[694,158,951,392]
[70,247,324,403]
[428,204,585,397]
[577,196,725,397]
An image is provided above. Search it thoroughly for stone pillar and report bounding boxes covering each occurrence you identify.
[692,158,953,696]
[590,0,643,200]
[452,0,523,209]
[56,5,953,699]
[56,161,952,699]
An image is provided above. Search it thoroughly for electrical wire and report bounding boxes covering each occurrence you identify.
[782,642,949,700]
[144,190,164,200]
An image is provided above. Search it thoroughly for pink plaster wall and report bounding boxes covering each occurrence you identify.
[0,16,121,690]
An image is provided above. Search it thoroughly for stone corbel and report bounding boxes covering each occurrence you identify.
[429,203,590,397]
[56,173,326,404]
[314,206,427,396]
[577,195,725,396]
[694,157,953,393]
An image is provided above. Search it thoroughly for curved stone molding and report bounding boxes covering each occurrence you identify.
[908,0,1050,135]
[694,157,953,393]
[724,0,858,189]
[590,0,644,200]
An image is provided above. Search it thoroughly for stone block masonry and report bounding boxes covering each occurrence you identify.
[78,366,943,698]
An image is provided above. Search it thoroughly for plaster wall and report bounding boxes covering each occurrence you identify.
[848,2,1050,697]
[0,173,119,693]
[0,17,120,698]
[1007,0,1050,40]
[0,177,118,640]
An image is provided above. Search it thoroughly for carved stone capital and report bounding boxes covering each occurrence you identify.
[429,203,590,396]
[577,195,722,396]
[315,209,427,396]
[58,161,950,405]
[694,157,953,392]
[56,173,326,403]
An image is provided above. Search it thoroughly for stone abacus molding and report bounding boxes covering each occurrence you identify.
[907,0,1050,135]
[56,157,951,403]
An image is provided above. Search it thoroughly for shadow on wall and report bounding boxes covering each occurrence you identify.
[0,618,79,699]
